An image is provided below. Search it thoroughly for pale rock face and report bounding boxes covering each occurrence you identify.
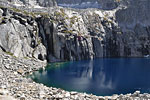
[56,0,100,9]
[37,0,57,7]
[0,96,16,100]
[56,0,120,9]
[1,0,57,7]
[0,0,150,62]
[0,8,47,61]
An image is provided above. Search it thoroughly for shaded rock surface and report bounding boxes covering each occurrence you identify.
[0,0,150,62]
[56,0,120,10]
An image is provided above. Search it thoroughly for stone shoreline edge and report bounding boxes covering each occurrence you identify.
[0,51,149,100]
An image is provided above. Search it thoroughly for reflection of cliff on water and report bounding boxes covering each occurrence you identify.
[30,58,150,96]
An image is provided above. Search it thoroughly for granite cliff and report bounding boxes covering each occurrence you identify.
[0,0,150,63]
[0,0,57,7]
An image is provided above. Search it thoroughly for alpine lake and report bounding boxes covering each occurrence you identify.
[30,58,150,96]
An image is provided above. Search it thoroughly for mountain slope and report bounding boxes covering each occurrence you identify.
[0,0,150,62]
[0,0,57,7]
[56,0,120,9]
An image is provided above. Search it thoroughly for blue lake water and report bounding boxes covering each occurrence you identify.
[30,58,150,96]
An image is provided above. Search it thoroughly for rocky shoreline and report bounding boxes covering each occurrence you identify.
[0,50,150,100]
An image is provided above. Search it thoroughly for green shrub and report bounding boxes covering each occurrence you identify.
[62,30,73,34]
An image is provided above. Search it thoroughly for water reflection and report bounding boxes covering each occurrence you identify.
[31,58,150,96]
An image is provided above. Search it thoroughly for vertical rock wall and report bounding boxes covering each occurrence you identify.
[0,0,150,62]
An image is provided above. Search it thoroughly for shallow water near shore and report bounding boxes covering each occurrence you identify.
[30,58,150,96]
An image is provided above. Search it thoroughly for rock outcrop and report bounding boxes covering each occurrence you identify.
[56,0,123,10]
[56,0,101,9]
[0,0,150,62]
[0,7,47,61]
[0,0,57,7]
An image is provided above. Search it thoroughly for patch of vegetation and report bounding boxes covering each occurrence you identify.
[6,51,13,56]
[54,9,66,18]
[60,8,64,14]
[37,39,41,45]
[5,51,16,58]
[34,12,49,17]
[103,17,108,21]
[62,30,73,34]
[54,11,61,16]
[70,19,75,25]
[10,7,22,13]
[65,17,69,19]
[0,6,4,9]
[0,17,5,23]
[24,56,29,59]
[70,16,77,20]
[34,31,38,36]
[50,19,56,23]
[69,16,79,27]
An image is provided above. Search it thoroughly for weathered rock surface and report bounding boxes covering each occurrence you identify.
[0,0,150,62]
[0,6,49,61]
[56,0,120,10]
[0,0,57,7]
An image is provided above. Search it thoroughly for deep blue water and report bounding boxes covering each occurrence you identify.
[30,58,150,96]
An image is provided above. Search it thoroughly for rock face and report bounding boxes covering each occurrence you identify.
[0,0,150,62]
[97,0,119,10]
[37,0,57,7]
[0,7,47,61]
[37,16,94,61]
[0,0,57,7]
[56,0,121,9]
[112,0,150,57]
[56,0,101,9]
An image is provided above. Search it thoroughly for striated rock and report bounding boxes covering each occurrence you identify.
[37,0,57,7]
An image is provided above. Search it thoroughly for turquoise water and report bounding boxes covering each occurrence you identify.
[31,58,150,96]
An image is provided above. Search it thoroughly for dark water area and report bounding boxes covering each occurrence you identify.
[30,58,150,96]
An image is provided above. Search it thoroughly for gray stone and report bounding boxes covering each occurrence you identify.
[0,95,16,100]
[0,9,3,16]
